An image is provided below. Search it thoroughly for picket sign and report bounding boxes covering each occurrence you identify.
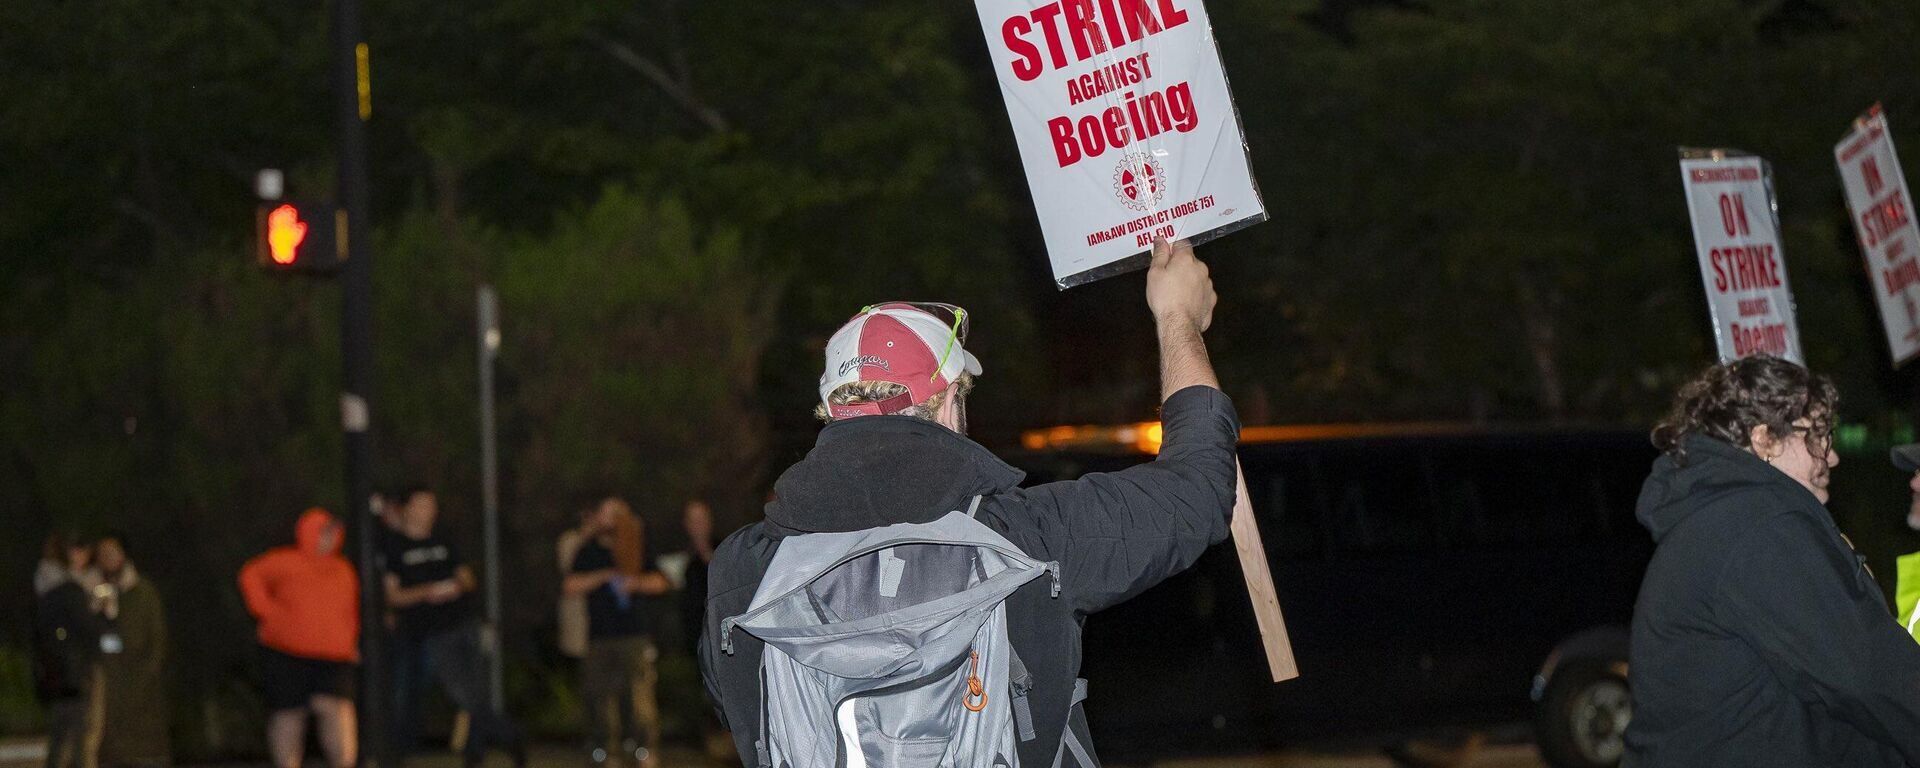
[972,0,1267,288]
[1835,104,1920,366]
[1677,149,1804,364]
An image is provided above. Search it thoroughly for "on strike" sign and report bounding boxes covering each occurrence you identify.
[1835,104,1920,366]
[973,0,1267,288]
[1678,149,1804,364]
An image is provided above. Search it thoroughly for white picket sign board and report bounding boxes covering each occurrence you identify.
[1836,105,1920,366]
[973,0,1267,288]
[1678,150,1804,364]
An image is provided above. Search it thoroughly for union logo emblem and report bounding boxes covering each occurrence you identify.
[1112,153,1166,212]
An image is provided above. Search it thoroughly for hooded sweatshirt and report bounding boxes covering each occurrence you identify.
[239,509,360,662]
[700,385,1241,768]
[1625,435,1920,767]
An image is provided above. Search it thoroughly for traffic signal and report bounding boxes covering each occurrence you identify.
[256,201,342,272]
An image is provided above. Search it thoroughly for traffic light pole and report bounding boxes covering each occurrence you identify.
[331,0,383,764]
[476,285,503,712]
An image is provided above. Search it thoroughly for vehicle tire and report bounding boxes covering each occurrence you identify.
[1535,661,1632,768]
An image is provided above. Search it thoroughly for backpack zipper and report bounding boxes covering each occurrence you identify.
[720,538,1059,654]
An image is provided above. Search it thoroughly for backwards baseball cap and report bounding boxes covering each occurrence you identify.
[820,302,982,419]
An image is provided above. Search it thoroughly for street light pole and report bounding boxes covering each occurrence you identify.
[476,285,504,712]
[331,0,382,763]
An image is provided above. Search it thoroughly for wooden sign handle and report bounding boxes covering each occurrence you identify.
[1230,458,1299,682]
[614,512,646,579]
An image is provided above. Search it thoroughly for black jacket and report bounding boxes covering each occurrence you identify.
[699,385,1240,767]
[33,578,106,702]
[1624,435,1920,767]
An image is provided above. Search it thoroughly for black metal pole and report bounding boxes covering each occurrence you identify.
[475,285,503,712]
[331,0,382,764]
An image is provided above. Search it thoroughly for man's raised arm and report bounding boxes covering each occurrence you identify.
[999,237,1239,614]
[1147,238,1220,400]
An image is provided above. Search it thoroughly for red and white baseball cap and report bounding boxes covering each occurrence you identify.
[820,302,982,419]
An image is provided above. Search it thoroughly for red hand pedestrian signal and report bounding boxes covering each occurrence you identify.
[266,204,308,265]
[254,201,338,273]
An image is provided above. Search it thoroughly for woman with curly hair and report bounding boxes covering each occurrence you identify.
[1625,355,1920,767]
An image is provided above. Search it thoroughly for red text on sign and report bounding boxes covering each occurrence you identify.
[1839,123,1886,163]
[1719,193,1751,237]
[1884,258,1920,298]
[1709,245,1781,292]
[1690,167,1761,183]
[1736,297,1771,318]
[1860,190,1912,248]
[1085,194,1215,246]
[1863,157,1886,197]
[1002,0,1190,81]
[1732,322,1790,357]
[1067,52,1153,105]
[1137,224,1175,245]
[1048,82,1197,167]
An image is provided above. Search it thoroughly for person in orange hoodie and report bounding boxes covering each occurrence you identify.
[239,508,360,768]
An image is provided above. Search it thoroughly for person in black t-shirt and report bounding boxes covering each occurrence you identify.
[564,497,668,768]
[381,488,525,768]
[372,488,426,763]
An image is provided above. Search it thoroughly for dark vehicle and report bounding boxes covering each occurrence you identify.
[1007,422,1655,768]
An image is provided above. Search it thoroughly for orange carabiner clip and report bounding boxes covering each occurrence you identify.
[963,650,987,712]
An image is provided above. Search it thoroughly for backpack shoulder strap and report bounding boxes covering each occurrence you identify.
[1051,679,1097,768]
[1009,646,1037,743]
[754,666,773,768]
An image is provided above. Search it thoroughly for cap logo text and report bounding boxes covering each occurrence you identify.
[839,355,891,377]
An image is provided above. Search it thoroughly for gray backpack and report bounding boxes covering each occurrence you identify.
[719,497,1061,767]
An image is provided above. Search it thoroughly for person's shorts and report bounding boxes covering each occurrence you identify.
[259,646,357,711]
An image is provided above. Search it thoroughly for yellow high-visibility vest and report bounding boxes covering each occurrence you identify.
[1895,551,1920,639]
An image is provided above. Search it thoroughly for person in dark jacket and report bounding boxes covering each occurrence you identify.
[34,531,108,768]
[1625,355,1920,767]
[699,238,1237,768]
[92,534,170,768]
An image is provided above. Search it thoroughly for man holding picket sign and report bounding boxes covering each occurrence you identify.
[699,238,1240,768]
[971,0,1298,686]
